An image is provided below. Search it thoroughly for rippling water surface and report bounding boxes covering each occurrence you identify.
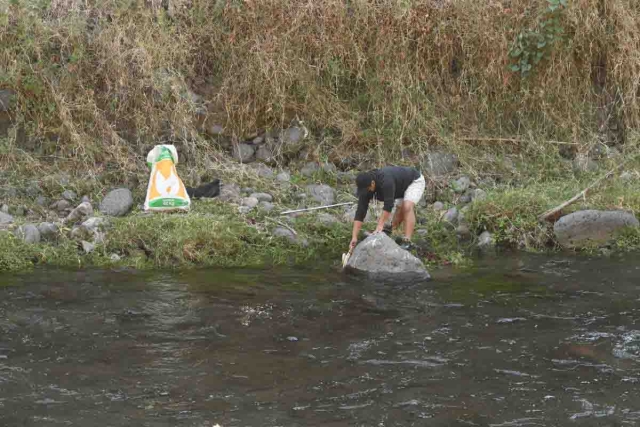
[1,254,640,426]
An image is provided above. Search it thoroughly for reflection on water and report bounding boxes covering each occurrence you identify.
[2,255,640,426]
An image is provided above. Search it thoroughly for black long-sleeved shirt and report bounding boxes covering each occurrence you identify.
[354,166,420,222]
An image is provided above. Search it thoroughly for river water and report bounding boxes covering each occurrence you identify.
[1,254,640,426]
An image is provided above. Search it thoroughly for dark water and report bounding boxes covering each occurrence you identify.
[2,255,640,427]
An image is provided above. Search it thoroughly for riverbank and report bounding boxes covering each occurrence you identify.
[2,145,640,274]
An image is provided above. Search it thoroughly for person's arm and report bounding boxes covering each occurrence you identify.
[351,192,370,248]
[350,220,362,249]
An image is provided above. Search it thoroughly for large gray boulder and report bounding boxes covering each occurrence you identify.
[14,224,40,244]
[345,233,430,282]
[306,184,335,205]
[422,152,458,177]
[99,188,134,217]
[554,210,639,248]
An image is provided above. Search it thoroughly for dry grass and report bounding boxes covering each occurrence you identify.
[2,0,640,174]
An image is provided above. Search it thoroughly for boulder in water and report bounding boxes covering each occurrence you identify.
[345,233,430,282]
[554,210,639,248]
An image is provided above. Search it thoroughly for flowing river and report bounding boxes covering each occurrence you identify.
[1,254,640,426]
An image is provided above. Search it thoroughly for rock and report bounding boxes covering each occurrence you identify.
[478,231,495,250]
[241,187,254,196]
[81,217,109,234]
[81,240,96,254]
[208,123,224,136]
[110,253,121,262]
[0,89,16,112]
[432,201,445,211]
[25,182,41,198]
[620,171,637,182]
[280,126,308,152]
[50,199,71,212]
[337,171,356,184]
[0,211,14,225]
[317,213,339,225]
[342,204,371,223]
[322,163,337,174]
[12,206,26,217]
[218,183,241,202]
[1,204,8,213]
[37,222,59,241]
[252,135,265,145]
[61,190,77,202]
[36,196,49,207]
[458,193,472,204]
[65,202,93,223]
[276,171,291,182]
[81,195,91,204]
[99,188,134,217]
[443,207,459,225]
[14,224,40,244]
[573,154,598,173]
[238,206,252,215]
[272,226,308,246]
[259,201,275,212]
[456,224,471,240]
[250,192,273,203]
[554,210,639,248]
[301,162,320,177]
[306,184,335,205]
[241,197,259,209]
[471,188,487,202]
[423,152,458,177]
[256,145,275,163]
[232,143,256,163]
[452,176,470,193]
[249,162,276,179]
[345,233,430,282]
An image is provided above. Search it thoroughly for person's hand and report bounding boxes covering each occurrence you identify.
[349,238,358,250]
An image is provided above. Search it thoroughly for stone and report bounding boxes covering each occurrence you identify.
[208,124,224,136]
[61,190,77,202]
[81,217,109,234]
[432,201,445,211]
[458,193,472,204]
[573,154,598,173]
[620,171,637,182]
[306,184,335,205]
[0,211,14,225]
[241,187,254,196]
[554,210,639,248]
[218,183,242,202]
[99,188,134,217]
[301,162,320,177]
[337,171,356,184]
[478,231,495,250]
[249,192,273,203]
[81,195,91,204]
[81,240,96,254]
[256,145,275,163]
[280,126,308,151]
[249,162,276,179]
[11,206,25,217]
[36,196,49,207]
[322,163,337,174]
[443,207,459,225]
[452,176,470,193]
[456,224,471,240]
[241,197,260,209]
[65,202,93,223]
[51,199,71,212]
[252,135,265,145]
[422,152,458,177]
[259,201,275,212]
[37,222,59,241]
[14,224,40,244]
[0,89,16,112]
[238,206,252,215]
[276,171,291,182]
[345,233,430,282]
[317,213,339,225]
[232,143,256,163]
[471,188,487,202]
[25,182,41,198]
[342,204,371,223]
[272,226,308,246]
[1,204,8,213]
[110,253,121,262]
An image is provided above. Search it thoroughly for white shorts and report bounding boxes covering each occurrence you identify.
[395,174,425,206]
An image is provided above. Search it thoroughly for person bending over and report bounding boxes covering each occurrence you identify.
[350,166,425,250]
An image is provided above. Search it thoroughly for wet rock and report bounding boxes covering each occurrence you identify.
[37,222,59,241]
[241,197,260,209]
[554,210,639,248]
[259,201,275,212]
[422,152,458,177]
[81,240,96,254]
[573,154,598,173]
[232,142,256,163]
[14,224,40,244]
[272,226,308,246]
[478,231,495,250]
[306,184,335,205]
[249,162,276,179]
[99,188,134,217]
[65,202,93,223]
[0,211,13,225]
[218,183,242,202]
[443,207,458,225]
[317,213,339,225]
[452,176,470,193]
[250,192,273,203]
[301,162,320,177]
[276,171,291,182]
[36,196,49,207]
[471,188,487,202]
[345,233,430,282]
[61,190,77,202]
[256,145,275,163]
[432,201,445,211]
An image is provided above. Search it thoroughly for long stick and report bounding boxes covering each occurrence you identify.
[280,202,354,215]
[459,137,577,145]
[538,154,639,222]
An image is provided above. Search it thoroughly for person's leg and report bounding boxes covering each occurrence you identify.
[401,200,416,240]
[392,199,405,231]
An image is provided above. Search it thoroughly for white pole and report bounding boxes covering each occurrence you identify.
[280,202,354,215]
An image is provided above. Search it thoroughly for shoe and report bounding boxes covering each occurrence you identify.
[398,238,415,251]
